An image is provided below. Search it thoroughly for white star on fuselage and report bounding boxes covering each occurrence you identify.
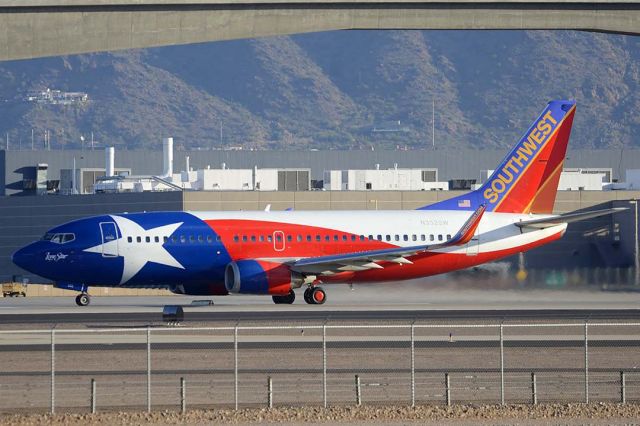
[84,215,184,284]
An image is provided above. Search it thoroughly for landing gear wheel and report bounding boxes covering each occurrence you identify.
[272,290,295,305]
[75,293,90,306]
[310,287,327,305]
[303,287,313,304]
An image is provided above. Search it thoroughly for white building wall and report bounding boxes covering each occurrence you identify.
[558,171,605,190]
[254,169,278,191]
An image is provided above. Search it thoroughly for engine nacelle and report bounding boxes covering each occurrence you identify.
[225,260,304,295]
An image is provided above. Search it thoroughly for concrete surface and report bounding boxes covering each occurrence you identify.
[0,0,639,61]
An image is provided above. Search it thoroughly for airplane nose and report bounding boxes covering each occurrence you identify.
[12,245,35,271]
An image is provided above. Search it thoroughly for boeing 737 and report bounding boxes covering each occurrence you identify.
[11,100,622,306]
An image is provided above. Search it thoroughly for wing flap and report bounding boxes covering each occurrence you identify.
[515,207,627,229]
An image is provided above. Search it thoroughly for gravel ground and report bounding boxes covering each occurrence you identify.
[4,403,640,425]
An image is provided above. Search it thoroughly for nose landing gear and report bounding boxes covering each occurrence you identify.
[304,286,327,305]
[75,293,90,306]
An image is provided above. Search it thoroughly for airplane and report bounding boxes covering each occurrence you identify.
[11,100,624,306]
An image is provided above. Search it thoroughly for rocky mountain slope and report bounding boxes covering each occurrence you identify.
[0,30,638,151]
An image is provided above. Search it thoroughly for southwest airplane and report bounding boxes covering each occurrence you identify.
[12,100,621,306]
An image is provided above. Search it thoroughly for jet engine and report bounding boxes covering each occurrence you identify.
[224,260,304,295]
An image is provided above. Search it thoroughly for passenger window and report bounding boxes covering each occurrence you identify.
[316,235,321,242]
[207,235,213,243]
[146,236,151,243]
[429,235,434,241]
[297,235,302,242]
[403,235,408,241]
[438,235,443,241]
[153,236,159,243]
[342,235,348,241]
[233,235,239,243]
[351,235,356,241]
[412,235,417,241]
[359,235,365,241]
[164,236,169,243]
[333,235,339,242]
[172,236,178,243]
[368,235,373,240]
[307,235,312,242]
[287,235,292,242]
[127,237,133,243]
[386,235,391,241]
[189,235,195,243]
[242,236,247,242]
[137,236,142,243]
[421,235,426,241]
[198,235,204,243]
[267,235,273,242]
[394,235,399,241]
[446,234,451,240]
[251,235,256,242]
[377,235,382,241]
[325,235,330,242]
[259,235,264,242]
[180,235,186,243]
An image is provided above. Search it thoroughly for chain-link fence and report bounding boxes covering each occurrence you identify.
[1,322,639,414]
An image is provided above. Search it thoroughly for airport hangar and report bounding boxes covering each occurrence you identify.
[1,148,640,286]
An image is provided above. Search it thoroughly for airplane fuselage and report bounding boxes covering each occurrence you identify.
[12,210,566,296]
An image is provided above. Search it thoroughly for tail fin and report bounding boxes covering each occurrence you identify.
[420,100,576,214]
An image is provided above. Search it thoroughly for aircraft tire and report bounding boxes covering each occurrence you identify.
[303,288,314,304]
[311,287,326,305]
[76,293,90,307]
[272,290,295,305]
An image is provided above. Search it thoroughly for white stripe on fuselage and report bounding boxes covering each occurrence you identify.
[190,210,565,255]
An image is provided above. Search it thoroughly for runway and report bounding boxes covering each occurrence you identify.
[1,286,640,325]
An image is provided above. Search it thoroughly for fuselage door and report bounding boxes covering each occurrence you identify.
[99,222,119,257]
[273,230,285,252]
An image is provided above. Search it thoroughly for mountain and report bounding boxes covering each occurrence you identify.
[0,30,638,151]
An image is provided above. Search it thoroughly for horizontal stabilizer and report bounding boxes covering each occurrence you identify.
[515,207,627,229]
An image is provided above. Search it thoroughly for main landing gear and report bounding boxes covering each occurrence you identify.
[75,293,90,306]
[272,290,296,304]
[304,286,327,305]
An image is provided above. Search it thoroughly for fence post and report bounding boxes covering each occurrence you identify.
[234,325,238,410]
[181,377,186,414]
[584,322,589,404]
[500,323,504,405]
[445,373,451,406]
[267,376,273,409]
[147,326,151,412]
[620,371,626,404]
[51,328,55,414]
[322,324,327,409]
[90,378,96,414]
[355,374,361,406]
[410,323,415,407]
[531,372,537,405]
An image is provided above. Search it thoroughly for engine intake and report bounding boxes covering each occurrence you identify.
[225,260,304,295]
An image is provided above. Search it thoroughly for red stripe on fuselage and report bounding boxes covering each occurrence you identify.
[204,219,395,260]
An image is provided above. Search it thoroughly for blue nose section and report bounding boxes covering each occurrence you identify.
[12,245,36,272]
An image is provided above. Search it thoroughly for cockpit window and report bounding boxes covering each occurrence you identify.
[42,233,75,244]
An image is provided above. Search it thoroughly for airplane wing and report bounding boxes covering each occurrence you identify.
[290,204,486,276]
[515,207,627,229]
